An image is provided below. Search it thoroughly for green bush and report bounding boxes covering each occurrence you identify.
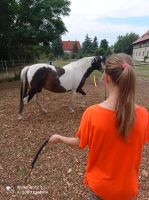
[7,73,20,82]
[63,53,70,60]
[13,74,20,80]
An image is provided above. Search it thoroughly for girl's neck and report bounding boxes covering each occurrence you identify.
[100,85,119,111]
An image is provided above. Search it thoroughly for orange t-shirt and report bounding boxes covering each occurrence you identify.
[77,105,149,200]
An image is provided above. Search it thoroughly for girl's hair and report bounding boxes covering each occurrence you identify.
[105,53,136,138]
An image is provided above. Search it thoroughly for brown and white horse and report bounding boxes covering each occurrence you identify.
[18,56,105,119]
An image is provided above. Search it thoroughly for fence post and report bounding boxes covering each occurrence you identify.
[1,60,4,71]
[5,60,9,78]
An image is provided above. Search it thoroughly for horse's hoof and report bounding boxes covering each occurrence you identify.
[69,109,75,113]
[18,115,23,120]
[42,109,48,114]
[23,97,28,105]
[81,104,86,108]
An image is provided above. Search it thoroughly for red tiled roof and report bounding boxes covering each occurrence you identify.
[133,30,149,44]
[62,41,81,51]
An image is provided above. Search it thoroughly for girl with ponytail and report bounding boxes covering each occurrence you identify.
[104,53,136,138]
[49,53,149,200]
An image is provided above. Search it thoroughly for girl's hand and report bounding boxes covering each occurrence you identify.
[49,134,62,144]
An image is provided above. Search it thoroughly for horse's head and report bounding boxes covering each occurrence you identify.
[91,56,106,72]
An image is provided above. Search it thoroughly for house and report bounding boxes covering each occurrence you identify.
[62,41,81,53]
[132,30,149,61]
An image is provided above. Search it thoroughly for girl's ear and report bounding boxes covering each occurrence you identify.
[102,72,111,84]
[104,73,111,84]
[101,72,107,83]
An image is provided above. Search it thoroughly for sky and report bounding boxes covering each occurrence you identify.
[62,0,149,46]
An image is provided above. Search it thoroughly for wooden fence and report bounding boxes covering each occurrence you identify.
[0,60,35,81]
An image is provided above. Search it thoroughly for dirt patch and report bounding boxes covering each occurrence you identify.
[0,78,149,200]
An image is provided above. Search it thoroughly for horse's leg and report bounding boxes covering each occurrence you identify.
[18,79,29,120]
[69,90,76,113]
[77,88,87,108]
[23,88,38,104]
[18,100,24,120]
[81,94,87,108]
[35,94,47,113]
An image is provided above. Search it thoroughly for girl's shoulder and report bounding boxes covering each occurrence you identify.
[135,104,148,112]
[136,105,149,121]
[85,104,115,115]
[85,104,148,116]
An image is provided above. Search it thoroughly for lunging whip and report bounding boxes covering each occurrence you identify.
[25,139,49,184]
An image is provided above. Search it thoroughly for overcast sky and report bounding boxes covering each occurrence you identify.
[62,0,149,45]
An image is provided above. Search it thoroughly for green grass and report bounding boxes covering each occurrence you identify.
[135,65,149,78]
[52,60,71,67]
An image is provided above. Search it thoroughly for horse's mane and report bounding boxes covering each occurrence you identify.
[63,57,94,69]
[74,56,94,63]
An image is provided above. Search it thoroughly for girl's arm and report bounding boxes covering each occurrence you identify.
[49,134,80,148]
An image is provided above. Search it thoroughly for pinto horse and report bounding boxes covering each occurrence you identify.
[18,56,105,119]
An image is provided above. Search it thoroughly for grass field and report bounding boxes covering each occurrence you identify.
[135,65,149,78]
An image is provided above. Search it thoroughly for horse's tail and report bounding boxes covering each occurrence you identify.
[19,66,29,116]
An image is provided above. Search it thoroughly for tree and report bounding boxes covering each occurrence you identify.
[0,0,16,60]
[52,37,64,57]
[0,0,14,33]
[92,36,98,50]
[72,41,79,53]
[95,48,106,56]
[100,39,108,50]
[0,0,71,61]
[114,33,139,55]
[96,39,112,56]
[82,34,94,55]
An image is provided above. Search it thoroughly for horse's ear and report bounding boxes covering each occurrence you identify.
[100,55,106,64]
[91,58,96,65]
[96,55,102,61]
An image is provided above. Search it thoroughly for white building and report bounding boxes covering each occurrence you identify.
[132,30,149,62]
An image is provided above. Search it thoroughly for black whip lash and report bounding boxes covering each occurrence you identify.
[25,139,49,184]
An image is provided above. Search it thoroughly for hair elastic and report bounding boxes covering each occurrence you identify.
[122,63,130,69]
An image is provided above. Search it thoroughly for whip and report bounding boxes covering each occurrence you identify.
[25,139,49,184]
